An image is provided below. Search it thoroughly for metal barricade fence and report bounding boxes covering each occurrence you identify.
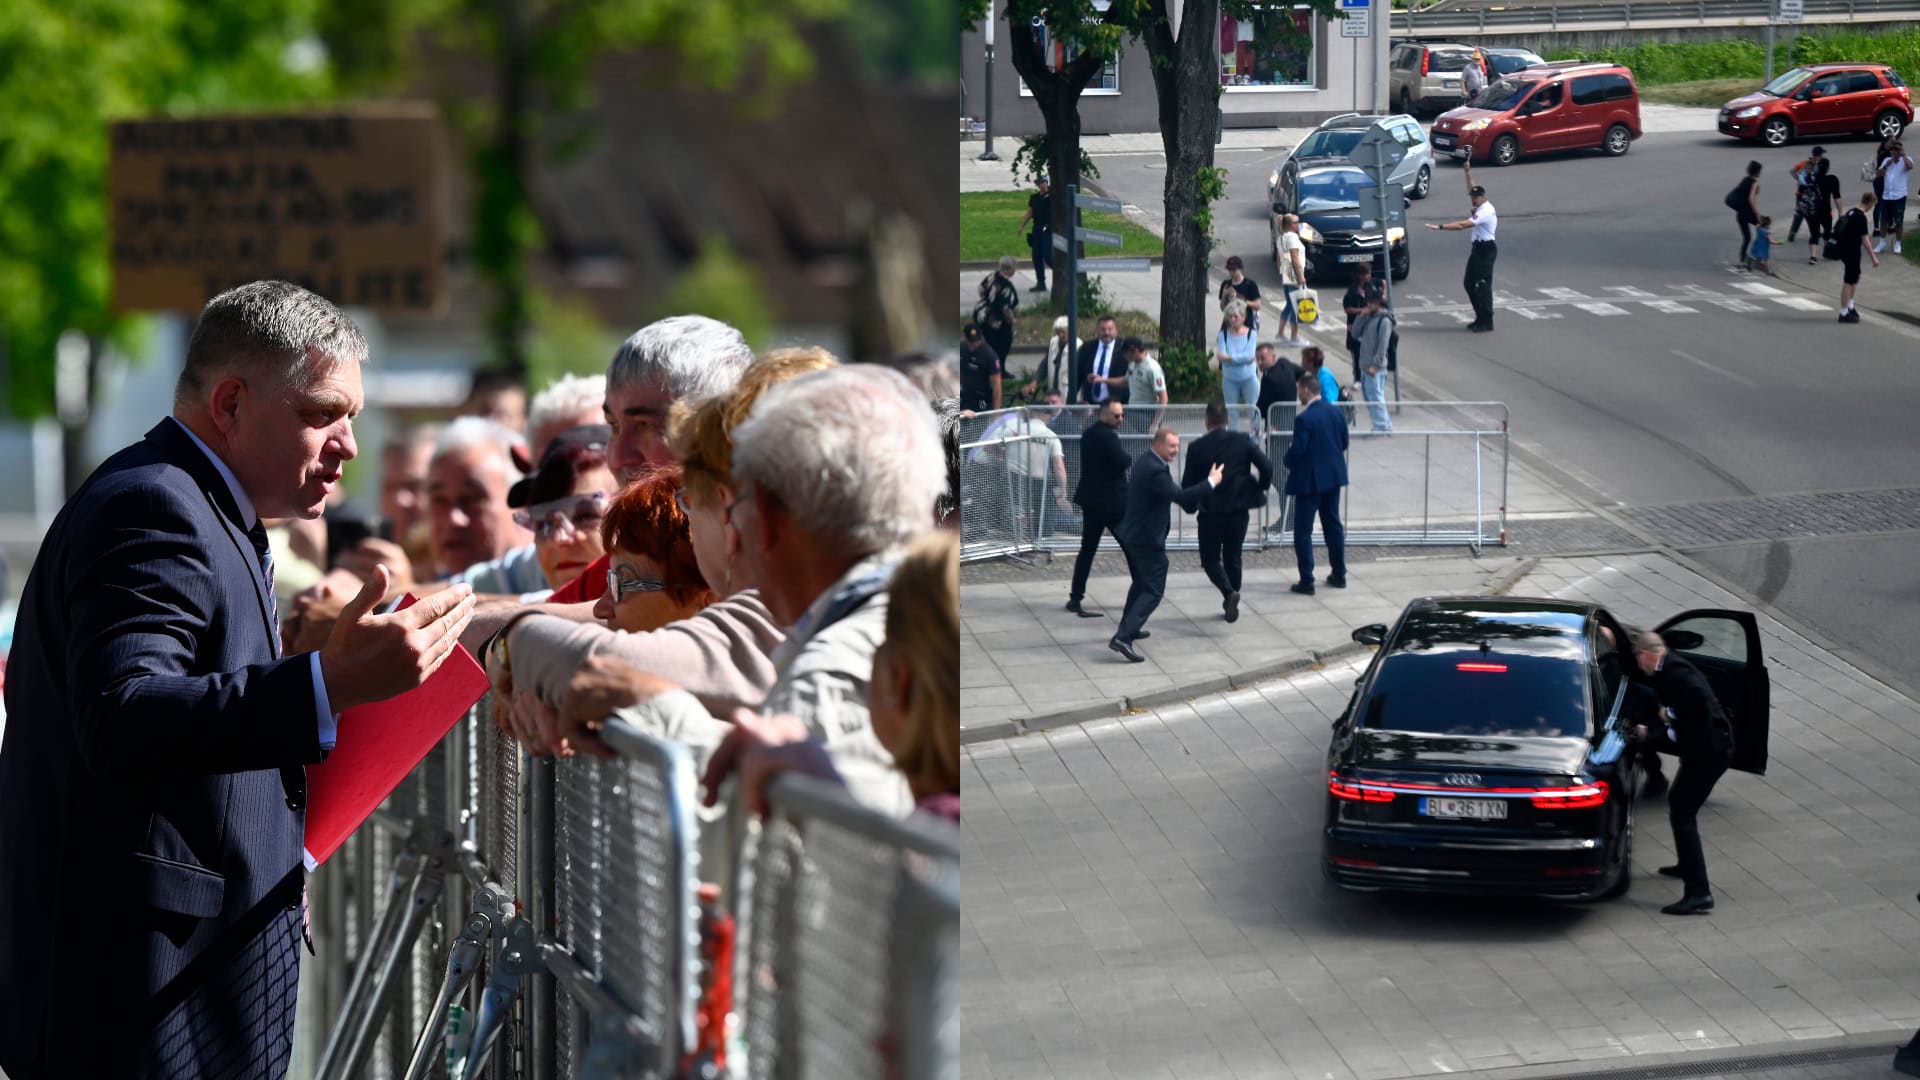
[957,400,1509,562]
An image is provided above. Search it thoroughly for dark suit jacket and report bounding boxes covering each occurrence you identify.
[1256,358,1302,422]
[1641,655,1735,765]
[1114,450,1211,550]
[1070,338,1129,407]
[1182,429,1274,514]
[1072,420,1131,515]
[0,419,323,1078]
[1283,399,1350,496]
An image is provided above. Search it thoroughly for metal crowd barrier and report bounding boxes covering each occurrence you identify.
[297,699,959,1080]
[958,400,1509,563]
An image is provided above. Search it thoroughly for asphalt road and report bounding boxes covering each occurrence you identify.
[1091,128,1920,697]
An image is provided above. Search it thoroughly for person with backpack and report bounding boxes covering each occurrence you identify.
[974,256,1020,365]
[1835,191,1880,324]
[1725,161,1762,271]
[1803,157,1842,266]
[1353,285,1396,433]
[1785,146,1826,243]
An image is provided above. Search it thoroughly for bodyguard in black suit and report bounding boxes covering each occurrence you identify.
[1283,374,1350,595]
[1067,400,1131,615]
[1110,429,1222,662]
[0,282,476,1079]
[1628,628,1736,916]
[1182,401,1274,622]
[1070,315,1128,407]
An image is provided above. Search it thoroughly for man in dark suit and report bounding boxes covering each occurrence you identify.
[1182,401,1273,623]
[1254,343,1301,438]
[1067,399,1130,617]
[1070,314,1127,408]
[1109,428,1222,662]
[1283,374,1349,596]
[0,281,477,1079]
[1628,628,1736,916]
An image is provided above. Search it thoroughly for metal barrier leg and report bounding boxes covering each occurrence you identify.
[404,884,517,1080]
[317,848,427,1079]
[458,919,546,1080]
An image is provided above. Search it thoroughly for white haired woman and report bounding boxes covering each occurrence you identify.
[1027,315,1080,402]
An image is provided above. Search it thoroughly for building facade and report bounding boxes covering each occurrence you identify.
[962,1,1395,137]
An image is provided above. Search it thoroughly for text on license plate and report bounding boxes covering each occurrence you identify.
[1420,797,1507,820]
[1338,253,1375,263]
[1433,134,1455,145]
[1443,79,1460,87]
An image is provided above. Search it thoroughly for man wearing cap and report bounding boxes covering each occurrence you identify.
[960,323,1004,413]
[1353,285,1396,433]
[1427,162,1499,332]
[505,424,617,592]
[1017,174,1054,293]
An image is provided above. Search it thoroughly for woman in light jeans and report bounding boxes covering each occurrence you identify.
[1214,299,1260,430]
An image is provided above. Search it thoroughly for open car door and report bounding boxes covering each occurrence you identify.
[1655,609,1770,775]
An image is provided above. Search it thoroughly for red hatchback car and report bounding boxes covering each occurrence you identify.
[1718,64,1912,147]
[1431,61,1641,166]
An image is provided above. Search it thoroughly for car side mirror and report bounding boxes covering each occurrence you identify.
[1660,629,1706,652]
[1352,623,1388,646]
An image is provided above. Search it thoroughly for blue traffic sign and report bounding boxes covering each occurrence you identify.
[1340,0,1370,8]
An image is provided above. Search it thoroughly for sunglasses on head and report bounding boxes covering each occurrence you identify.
[513,491,609,540]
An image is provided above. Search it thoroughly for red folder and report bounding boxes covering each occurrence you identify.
[301,594,492,870]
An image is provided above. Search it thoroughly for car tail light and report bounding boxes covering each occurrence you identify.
[1331,857,1380,868]
[1530,781,1608,809]
[1422,50,1430,76]
[1329,772,1395,802]
[1456,662,1507,672]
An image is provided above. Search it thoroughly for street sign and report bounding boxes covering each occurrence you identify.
[1349,126,1405,171]
[1340,0,1369,7]
[1052,232,1071,253]
[1340,8,1370,37]
[1075,193,1125,214]
[1778,0,1803,20]
[1075,226,1123,247]
[1360,181,1408,231]
[1079,257,1152,273]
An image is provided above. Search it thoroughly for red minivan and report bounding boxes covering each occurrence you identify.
[1717,64,1912,147]
[1430,61,1642,166]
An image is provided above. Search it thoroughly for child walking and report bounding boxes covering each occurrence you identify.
[1749,216,1775,275]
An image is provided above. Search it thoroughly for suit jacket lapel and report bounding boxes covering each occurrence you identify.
[145,420,278,654]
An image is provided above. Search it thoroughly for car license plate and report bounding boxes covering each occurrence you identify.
[1433,134,1455,148]
[1443,78,1460,88]
[1337,253,1374,264]
[1420,797,1507,820]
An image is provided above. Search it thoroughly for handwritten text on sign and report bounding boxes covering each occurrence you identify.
[109,109,448,314]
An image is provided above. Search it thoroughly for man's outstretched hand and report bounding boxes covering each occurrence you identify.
[318,567,475,712]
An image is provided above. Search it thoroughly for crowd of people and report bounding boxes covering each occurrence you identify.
[1728,141,1911,322]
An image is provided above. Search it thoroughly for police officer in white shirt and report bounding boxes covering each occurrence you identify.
[1427,162,1499,332]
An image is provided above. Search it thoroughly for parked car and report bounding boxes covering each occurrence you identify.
[1323,598,1771,902]
[1430,61,1641,166]
[1267,112,1435,206]
[1483,46,1547,78]
[1390,41,1490,116]
[1717,64,1912,146]
[1271,162,1412,281]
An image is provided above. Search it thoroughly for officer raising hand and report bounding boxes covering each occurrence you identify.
[1427,162,1499,333]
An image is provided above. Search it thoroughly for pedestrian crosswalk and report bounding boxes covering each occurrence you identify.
[1379,280,1839,326]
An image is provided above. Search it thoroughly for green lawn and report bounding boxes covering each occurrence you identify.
[959,190,1164,263]
[1639,78,1761,108]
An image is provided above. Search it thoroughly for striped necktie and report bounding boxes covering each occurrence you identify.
[245,521,280,658]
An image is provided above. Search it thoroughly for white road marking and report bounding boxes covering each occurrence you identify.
[1574,302,1629,315]
[1537,287,1591,300]
[1644,300,1698,314]
[1673,349,1758,387]
[1731,281,1787,295]
[1710,299,1764,312]
[1772,295,1831,311]
[1603,285,1659,298]
[1509,305,1563,320]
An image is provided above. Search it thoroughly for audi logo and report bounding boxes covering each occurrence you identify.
[1441,773,1482,787]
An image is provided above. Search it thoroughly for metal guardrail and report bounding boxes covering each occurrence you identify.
[1392,0,1920,31]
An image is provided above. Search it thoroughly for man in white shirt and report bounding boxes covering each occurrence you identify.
[1427,162,1499,332]
[1071,314,1123,407]
[1875,139,1912,254]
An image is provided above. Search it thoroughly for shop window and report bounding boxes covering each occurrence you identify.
[1221,5,1317,90]
[1018,3,1120,95]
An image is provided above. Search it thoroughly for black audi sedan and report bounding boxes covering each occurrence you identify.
[1323,598,1769,902]
[1271,163,1412,283]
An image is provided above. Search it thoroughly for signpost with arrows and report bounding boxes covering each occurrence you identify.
[1059,185,1150,364]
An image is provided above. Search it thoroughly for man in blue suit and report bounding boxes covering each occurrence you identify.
[1283,373,1349,596]
[0,281,478,1079]
[1109,428,1221,662]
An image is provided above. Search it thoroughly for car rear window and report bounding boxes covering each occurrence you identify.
[1361,609,1591,738]
[1888,69,1907,88]
[1429,49,1478,73]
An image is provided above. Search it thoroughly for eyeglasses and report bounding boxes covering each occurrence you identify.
[513,491,609,540]
[605,568,679,600]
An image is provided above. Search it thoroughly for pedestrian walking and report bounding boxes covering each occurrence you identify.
[1723,160,1762,271]
[1184,401,1273,624]
[1109,428,1222,662]
[1836,191,1881,323]
[1426,162,1498,331]
[1120,337,1167,436]
[1748,216,1774,276]
[1353,285,1396,432]
[1785,145,1826,242]
[1065,399,1131,618]
[1214,299,1261,431]
[1626,628,1736,916]
[1874,139,1912,255]
[1804,157,1841,266]
[1284,374,1348,595]
[1872,132,1900,241]
[1342,265,1373,381]
[959,323,1004,412]
[1029,315,1080,401]
[1015,174,1053,292]
[1274,213,1308,344]
[1222,255,1264,333]
[974,255,1020,363]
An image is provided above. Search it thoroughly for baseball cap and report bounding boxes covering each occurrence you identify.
[507,424,612,508]
[1812,145,1827,156]
[1470,185,1487,197]
[1365,283,1386,300]
[964,324,983,341]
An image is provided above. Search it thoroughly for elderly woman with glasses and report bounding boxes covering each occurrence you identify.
[506,424,617,591]
[591,466,718,633]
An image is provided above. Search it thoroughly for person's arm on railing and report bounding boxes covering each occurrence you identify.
[699,710,843,818]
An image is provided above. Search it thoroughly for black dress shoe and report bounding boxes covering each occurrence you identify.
[1643,775,1669,798]
[1470,322,1493,333]
[1661,894,1714,915]
[1290,582,1316,596]
[1065,599,1105,618]
[1657,865,1684,879]
[1109,637,1145,663]
[1225,591,1240,623]
[1325,576,1347,588]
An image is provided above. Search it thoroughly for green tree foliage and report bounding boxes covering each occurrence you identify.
[648,235,778,351]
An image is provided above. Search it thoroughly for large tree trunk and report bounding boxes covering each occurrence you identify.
[1143,0,1221,352]
[1006,15,1102,315]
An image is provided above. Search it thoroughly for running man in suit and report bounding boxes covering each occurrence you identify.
[0,281,477,1079]
[1284,374,1349,595]
[1182,401,1274,623]
[1627,628,1736,916]
[1067,399,1131,617]
[1110,428,1222,662]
